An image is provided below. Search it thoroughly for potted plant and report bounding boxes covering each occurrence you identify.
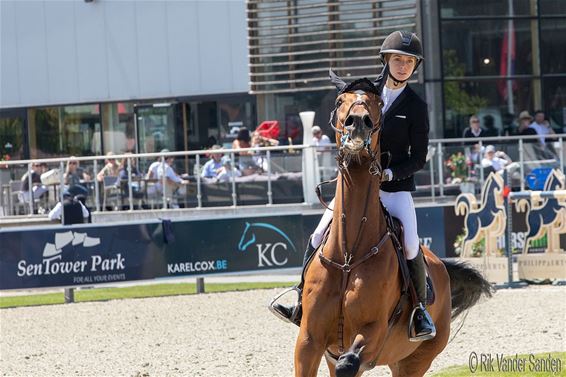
[445,152,476,193]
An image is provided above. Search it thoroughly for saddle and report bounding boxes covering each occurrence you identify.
[380,201,435,307]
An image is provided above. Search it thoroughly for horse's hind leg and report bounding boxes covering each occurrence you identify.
[294,328,326,377]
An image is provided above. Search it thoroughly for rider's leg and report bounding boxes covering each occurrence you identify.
[269,199,334,325]
[380,191,436,341]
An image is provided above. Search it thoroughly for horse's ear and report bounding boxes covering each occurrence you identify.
[329,68,347,92]
[373,64,389,94]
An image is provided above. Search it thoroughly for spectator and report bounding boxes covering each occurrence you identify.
[118,154,142,198]
[462,115,486,144]
[483,115,499,137]
[232,128,252,153]
[156,155,189,208]
[312,126,331,147]
[217,156,242,182]
[64,157,89,197]
[48,190,89,225]
[96,152,121,182]
[481,145,519,178]
[529,110,555,145]
[146,149,169,180]
[20,162,48,202]
[201,145,224,179]
[517,111,538,143]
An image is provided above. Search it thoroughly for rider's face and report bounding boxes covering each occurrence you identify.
[387,54,417,82]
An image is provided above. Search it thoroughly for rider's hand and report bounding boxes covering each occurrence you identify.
[381,169,393,182]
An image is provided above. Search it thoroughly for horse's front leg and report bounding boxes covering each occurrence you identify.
[294,326,327,377]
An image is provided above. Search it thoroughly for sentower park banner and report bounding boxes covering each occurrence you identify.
[1,207,564,290]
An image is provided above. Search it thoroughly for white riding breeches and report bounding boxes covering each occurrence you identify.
[310,191,420,260]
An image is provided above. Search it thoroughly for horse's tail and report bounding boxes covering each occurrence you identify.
[442,259,493,319]
[455,194,473,216]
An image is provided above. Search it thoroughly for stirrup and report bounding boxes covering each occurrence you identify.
[408,303,436,342]
[268,286,302,324]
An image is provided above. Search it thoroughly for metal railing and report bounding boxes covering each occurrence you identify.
[0,134,563,219]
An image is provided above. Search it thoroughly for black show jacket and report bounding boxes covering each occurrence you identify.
[379,85,430,192]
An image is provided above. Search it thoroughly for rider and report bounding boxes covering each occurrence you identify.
[270,30,436,342]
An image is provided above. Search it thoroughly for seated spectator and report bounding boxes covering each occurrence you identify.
[483,115,499,137]
[20,162,48,202]
[217,156,242,182]
[517,111,538,142]
[312,126,331,147]
[481,145,520,179]
[118,154,142,198]
[156,155,189,208]
[462,115,486,144]
[251,131,279,148]
[529,110,555,146]
[96,152,121,182]
[232,128,252,153]
[146,149,170,180]
[201,145,224,179]
[64,157,90,197]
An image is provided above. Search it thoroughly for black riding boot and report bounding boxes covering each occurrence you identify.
[407,249,436,342]
[269,237,317,326]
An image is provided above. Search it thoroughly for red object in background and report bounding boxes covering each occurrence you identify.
[503,185,511,198]
[255,121,280,140]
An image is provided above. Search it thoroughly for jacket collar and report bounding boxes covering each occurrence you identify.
[383,84,413,121]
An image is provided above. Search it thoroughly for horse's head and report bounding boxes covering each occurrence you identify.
[545,169,565,191]
[329,69,384,171]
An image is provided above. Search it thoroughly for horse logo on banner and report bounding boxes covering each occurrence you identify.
[455,172,506,257]
[516,169,566,254]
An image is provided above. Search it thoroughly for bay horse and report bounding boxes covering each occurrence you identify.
[294,70,492,377]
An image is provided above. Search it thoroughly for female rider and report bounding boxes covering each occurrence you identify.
[270,31,435,342]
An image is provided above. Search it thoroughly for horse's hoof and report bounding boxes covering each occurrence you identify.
[335,352,360,377]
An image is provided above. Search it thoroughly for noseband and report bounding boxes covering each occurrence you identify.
[328,94,383,177]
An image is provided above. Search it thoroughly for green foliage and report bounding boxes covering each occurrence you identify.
[443,49,489,115]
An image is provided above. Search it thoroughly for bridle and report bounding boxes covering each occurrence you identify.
[328,91,384,177]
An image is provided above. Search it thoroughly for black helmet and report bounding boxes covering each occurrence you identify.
[379,31,423,64]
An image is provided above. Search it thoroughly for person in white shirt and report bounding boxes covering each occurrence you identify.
[529,110,555,145]
[481,145,520,179]
[311,125,331,147]
[216,156,242,182]
[146,149,170,180]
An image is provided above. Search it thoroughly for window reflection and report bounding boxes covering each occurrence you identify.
[28,105,101,158]
[0,115,23,161]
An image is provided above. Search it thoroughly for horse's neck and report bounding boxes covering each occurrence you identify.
[331,166,386,253]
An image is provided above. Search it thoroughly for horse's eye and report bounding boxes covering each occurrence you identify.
[335,99,343,107]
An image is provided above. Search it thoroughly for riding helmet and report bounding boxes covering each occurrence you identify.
[379,30,423,66]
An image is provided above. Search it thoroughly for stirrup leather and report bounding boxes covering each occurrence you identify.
[408,303,436,342]
[268,286,302,324]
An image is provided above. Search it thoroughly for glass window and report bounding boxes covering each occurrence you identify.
[28,105,101,158]
[100,103,136,155]
[442,19,536,76]
[443,79,538,137]
[136,104,177,154]
[540,18,566,74]
[440,0,532,18]
[543,77,566,132]
[0,115,24,161]
[539,0,566,15]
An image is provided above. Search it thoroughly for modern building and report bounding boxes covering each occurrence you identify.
[1,0,565,162]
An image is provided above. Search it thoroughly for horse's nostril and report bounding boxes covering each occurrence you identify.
[344,116,354,128]
[363,115,373,129]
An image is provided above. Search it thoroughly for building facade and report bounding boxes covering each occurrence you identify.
[1,0,565,163]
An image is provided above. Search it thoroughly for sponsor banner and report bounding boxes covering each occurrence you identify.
[0,216,305,290]
[517,254,566,280]
[460,257,509,284]
[0,224,165,290]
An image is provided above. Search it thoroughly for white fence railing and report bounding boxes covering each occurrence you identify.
[0,134,564,219]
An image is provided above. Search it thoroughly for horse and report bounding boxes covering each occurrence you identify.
[294,70,492,377]
[455,172,506,257]
[516,169,566,254]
